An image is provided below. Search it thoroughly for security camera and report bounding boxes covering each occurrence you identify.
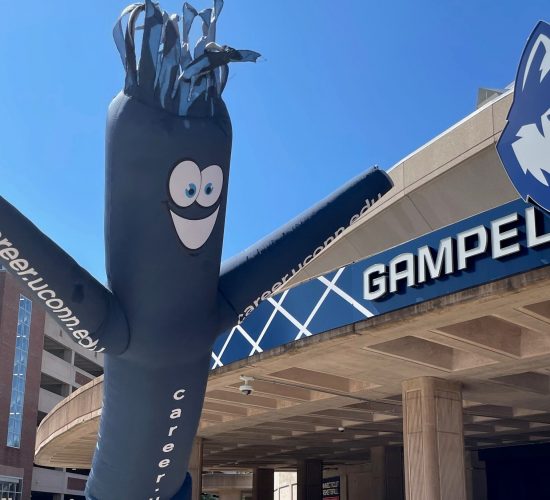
[239,375,254,396]
[337,427,345,433]
[240,384,253,396]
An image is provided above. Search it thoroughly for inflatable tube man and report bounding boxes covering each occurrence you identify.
[0,1,393,498]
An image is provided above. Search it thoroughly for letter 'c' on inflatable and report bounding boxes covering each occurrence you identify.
[174,390,186,401]
[0,1,393,498]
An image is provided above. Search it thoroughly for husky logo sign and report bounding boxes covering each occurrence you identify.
[497,21,550,212]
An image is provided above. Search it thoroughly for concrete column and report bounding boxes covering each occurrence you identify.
[465,451,487,500]
[370,446,405,500]
[188,437,203,500]
[297,459,322,500]
[402,377,466,500]
[338,468,348,500]
[371,446,386,500]
[253,468,274,500]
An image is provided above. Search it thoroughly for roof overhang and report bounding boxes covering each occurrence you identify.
[281,90,518,291]
[35,267,550,469]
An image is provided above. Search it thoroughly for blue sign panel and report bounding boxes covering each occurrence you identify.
[497,21,550,212]
[212,200,550,368]
[323,477,341,500]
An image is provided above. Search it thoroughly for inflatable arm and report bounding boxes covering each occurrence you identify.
[0,197,129,354]
[218,168,393,327]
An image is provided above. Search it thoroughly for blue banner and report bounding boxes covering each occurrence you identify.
[212,199,550,368]
[323,477,341,500]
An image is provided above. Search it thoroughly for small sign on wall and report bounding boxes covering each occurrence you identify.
[323,476,340,500]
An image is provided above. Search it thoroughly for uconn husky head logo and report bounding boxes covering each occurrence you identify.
[497,21,550,212]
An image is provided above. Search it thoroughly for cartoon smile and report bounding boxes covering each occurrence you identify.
[170,207,220,250]
[168,159,224,250]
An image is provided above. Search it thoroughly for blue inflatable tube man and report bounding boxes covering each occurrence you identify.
[0,1,393,498]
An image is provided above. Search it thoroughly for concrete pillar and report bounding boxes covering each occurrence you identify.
[253,468,274,500]
[337,468,348,500]
[370,446,405,500]
[402,377,466,500]
[188,437,203,500]
[371,446,386,500]
[465,451,487,500]
[297,459,322,500]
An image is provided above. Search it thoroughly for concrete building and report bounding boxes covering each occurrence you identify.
[0,270,104,500]
[32,89,550,500]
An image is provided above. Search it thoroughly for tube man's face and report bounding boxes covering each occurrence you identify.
[168,159,224,250]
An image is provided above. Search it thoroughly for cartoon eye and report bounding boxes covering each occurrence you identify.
[197,165,223,207]
[169,160,201,207]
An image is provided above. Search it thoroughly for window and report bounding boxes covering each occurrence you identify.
[6,295,32,448]
[0,475,23,500]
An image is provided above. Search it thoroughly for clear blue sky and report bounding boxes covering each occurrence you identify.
[0,1,548,283]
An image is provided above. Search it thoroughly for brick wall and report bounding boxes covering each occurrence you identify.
[0,272,46,499]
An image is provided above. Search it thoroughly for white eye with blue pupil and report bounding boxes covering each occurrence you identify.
[169,160,201,207]
[197,165,223,207]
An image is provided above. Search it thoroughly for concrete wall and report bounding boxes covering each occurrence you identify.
[40,351,95,393]
[325,459,405,500]
[31,467,87,496]
[331,464,373,500]
[38,388,64,415]
[41,351,73,387]
[44,314,104,367]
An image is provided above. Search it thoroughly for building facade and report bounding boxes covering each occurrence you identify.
[0,270,104,500]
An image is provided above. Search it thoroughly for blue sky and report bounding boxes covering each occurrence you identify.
[0,0,548,283]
